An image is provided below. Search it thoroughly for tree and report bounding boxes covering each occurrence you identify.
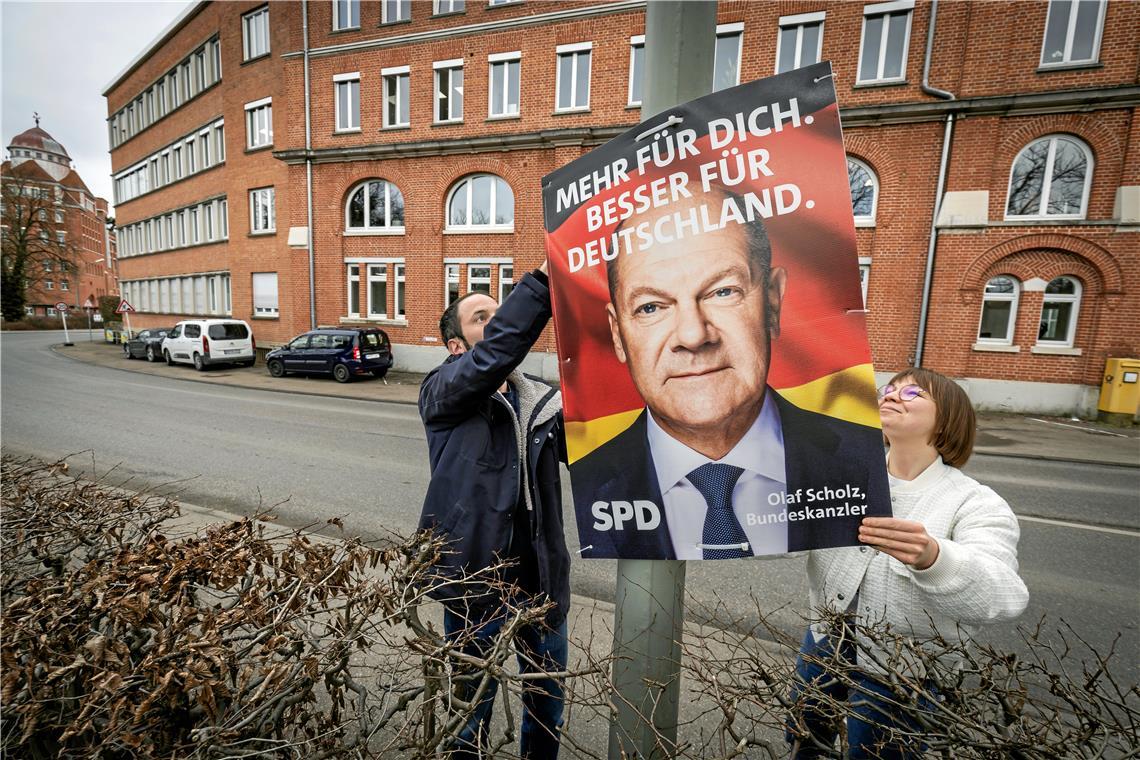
[0,170,79,321]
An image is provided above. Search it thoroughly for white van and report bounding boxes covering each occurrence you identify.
[162,319,256,371]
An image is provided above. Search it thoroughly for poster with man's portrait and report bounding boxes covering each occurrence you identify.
[542,62,892,561]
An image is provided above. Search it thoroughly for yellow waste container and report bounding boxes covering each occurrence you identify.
[1098,358,1140,423]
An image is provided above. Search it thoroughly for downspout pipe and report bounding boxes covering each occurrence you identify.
[914,0,955,368]
[302,0,316,330]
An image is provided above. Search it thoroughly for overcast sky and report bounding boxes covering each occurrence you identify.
[2,0,192,217]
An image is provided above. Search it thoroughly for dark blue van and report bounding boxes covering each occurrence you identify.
[265,327,393,383]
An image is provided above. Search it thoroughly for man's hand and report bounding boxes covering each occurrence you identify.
[859,517,940,570]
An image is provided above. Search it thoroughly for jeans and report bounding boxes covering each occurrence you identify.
[786,629,935,760]
[443,606,567,759]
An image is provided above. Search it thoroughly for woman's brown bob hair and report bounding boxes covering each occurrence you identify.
[886,367,976,468]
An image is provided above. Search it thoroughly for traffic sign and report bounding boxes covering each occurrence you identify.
[83,297,95,310]
[115,299,135,314]
[55,302,69,313]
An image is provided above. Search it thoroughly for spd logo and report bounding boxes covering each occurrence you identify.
[591,500,661,531]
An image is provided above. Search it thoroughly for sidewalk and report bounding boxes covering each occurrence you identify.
[56,339,1140,467]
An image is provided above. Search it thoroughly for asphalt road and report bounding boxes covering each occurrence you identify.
[4,329,1138,684]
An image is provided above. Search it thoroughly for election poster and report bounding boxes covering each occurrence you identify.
[541,62,891,561]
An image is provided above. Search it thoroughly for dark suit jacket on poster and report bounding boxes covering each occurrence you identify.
[571,392,891,559]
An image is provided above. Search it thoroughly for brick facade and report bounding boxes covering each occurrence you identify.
[105,0,1138,415]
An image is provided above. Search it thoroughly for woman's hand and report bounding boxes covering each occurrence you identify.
[859,517,940,570]
[539,259,549,275]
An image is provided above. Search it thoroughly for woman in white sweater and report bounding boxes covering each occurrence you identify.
[787,367,1029,759]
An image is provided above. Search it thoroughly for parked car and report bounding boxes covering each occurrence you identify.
[123,327,175,362]
[162,319,256,371]
[265,327,392,383]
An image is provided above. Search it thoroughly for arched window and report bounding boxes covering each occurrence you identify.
[847,158,878,226]
[1005,135,1092,219]
[1038,276,1082,347]
[345,179,405,232]
[446,173,514,231]
[977,276,1020,345]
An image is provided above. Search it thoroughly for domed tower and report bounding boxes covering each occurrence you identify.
[7,115,72,182]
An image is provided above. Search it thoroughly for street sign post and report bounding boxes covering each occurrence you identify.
[115,299,135,342]
[608,4,717,758]
[83,297,95,342]
[55,302,73,346]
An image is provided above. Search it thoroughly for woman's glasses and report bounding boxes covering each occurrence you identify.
[877,384,927,402]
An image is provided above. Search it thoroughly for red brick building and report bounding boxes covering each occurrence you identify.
[2,122,118,318]
[104,0,1138,416]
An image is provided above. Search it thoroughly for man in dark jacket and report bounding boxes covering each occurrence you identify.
[417,261,570,759]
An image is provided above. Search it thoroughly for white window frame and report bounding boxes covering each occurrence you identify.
[857,0,913,84]
[487,51,521,119]
[628,35,645,107]
[252,272,279,317]
[1039,0,1107,68]
[776,12,825,74]
[366,264,388,318]
[1037,276,1082,347]
[347,264,361,317]
[382,0,410,24]
[334,72,361,132]
[244,97,273,149]
[555,42,592,113]
[445,173,514,232]
[394,263,406,319]
[858,257,871,308]
[468,264,492,295]
[382,66,411,128]
[848,157,879,227]
[345,179,406,234]
[1004,135,1093,221]
[445,263,460,306]
[242,5,270,61]
[333,0,360,31]
[713,22,744,91]
[977,276,1021,346]
[498,263,514,302]
[433,60,464,123]
[434,0,464,14]
[249,187,276,234]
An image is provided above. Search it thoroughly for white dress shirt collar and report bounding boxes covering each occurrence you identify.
[647,388,786,495]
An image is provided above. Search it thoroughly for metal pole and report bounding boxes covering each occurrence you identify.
[61,312,72,346]
[609,3,717,758]
[87,310,93,342]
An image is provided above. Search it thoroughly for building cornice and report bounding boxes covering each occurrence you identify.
[280,0,647,61]
[272,126,627,165]
[841,84,1140,126]
[273,84,1139,165]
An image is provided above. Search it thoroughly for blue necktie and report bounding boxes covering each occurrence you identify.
[688,463,749,560]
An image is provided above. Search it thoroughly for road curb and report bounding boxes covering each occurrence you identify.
[973,449,1139,469]
[49,342,420,407]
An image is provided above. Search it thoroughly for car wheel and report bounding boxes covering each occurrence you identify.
[164,350,174,366]
[267,359,286,378]
[193,353,206,372]
[333,363,351,383]
[243,359,255,368]
[371,368,388,379]
[146,346,156,362]
[123,344,132,359]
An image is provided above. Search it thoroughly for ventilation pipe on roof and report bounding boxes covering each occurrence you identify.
[303,0,316,330]
[914,0,955,368]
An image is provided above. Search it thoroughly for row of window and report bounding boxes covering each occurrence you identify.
[849,133,1096,223]
[118,197,229,258]
[39,279,70,291]
[319,0,1106,128]
[109,36,222,149]
[330,0,518,33]
[113,119,225,205]
[978,275,1083,349]
[121,273,233,317]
